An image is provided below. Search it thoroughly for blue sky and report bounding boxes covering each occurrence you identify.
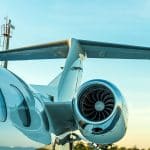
[0,0,150,149]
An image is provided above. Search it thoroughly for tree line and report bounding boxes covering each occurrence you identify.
[36,141,150,150]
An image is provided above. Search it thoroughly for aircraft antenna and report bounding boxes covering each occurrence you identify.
[0,17,15,68]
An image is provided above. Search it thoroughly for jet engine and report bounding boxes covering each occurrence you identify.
[73,79,128,144]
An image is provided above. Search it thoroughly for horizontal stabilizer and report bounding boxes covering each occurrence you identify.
[80,39,150,59]
[1,38,150,60]
[0,40,69,60]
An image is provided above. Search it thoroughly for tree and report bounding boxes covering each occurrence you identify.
[36,148,49,150]
[74,141,88,150]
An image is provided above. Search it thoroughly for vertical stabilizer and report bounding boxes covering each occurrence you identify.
[58,38,86,101]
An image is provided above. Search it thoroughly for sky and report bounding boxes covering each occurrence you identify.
[0,0,150,149]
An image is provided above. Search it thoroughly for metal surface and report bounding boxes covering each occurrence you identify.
[77,83,115,122]
[58,39,85,101]
[0,89,7,122]
[44,101,77,135]
[0,38,130,148]
[1,38,150,60]
[73,79,128,144]
[0,68,51,144]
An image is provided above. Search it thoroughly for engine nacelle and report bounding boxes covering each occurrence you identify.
[0,68,51,144]
[73,79,128,144]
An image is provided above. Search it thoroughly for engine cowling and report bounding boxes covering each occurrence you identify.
[0,68,51,144]
[73,79,128,144]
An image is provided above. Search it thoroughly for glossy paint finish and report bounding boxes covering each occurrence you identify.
[0,68,51,144]
[0,39,130,146]
[73,79,128,144]
[0,89,7,122]
[58,39,85,101]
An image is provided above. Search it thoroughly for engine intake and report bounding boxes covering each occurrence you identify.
[78,84,115,122]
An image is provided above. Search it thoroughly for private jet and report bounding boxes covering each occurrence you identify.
[0,38,150,149]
